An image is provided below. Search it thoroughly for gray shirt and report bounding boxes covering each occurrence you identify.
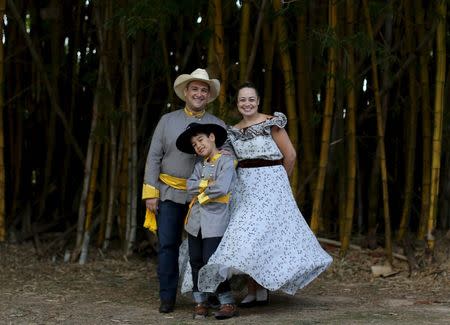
[185,154,236,238]
[143,109,227,204]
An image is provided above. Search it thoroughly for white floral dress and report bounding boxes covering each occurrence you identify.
[180,112,332,295]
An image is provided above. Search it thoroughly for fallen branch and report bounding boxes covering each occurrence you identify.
[318,237,408,261]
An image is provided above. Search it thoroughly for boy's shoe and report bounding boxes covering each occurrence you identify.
[193,303,208,319]
[207,295,221,309]
[214,304,238,320]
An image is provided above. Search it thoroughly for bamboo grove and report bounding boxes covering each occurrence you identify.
[0,0,449,266]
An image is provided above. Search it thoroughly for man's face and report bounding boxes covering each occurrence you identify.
[184,81,211,112]
[191,133,216,158]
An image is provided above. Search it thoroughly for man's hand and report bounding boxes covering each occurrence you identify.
[146,198,159,213]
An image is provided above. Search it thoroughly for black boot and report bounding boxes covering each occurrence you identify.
[159,299,175,313]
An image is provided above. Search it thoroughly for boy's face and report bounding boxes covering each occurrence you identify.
[191,133,217,158]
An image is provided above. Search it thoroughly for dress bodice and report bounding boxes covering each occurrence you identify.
[227,112,287,161]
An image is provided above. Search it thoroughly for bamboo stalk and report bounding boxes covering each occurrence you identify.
[261,18,276,115]
[310,0,337,233]
[102,122,118,250]
[340,0,357,255]
[213,0,227,119]
[239,0,250,83]
[79,142,101,264]
[362,0,393,264]
[273,0,299,192]
[7,0,84,163]
[414,0,432,240]
[295,3,316,203]
[73,65,101,260]
[245,0,267,81]
[427,0,446,251]
[398,1,419,241]
[128,28,140,255]
[0,0,6,242]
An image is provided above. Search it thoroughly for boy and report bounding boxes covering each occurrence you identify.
[176,122,238,320]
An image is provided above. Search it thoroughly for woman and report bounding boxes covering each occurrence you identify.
[194,82,333,306]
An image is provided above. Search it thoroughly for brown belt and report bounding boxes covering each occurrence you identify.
[237,159,283,168]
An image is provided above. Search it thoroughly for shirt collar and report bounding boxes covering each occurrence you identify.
[205,152,222,163]
[184,107,206,118]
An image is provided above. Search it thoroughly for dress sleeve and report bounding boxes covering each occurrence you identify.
[265,112,287,129]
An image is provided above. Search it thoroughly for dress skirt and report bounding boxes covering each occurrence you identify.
[181,164,332,295]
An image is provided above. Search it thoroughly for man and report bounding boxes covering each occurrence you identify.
[142,68,227,313]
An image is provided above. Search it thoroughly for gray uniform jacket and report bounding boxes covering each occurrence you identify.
[185,154,236,238]
[143,109,228,204]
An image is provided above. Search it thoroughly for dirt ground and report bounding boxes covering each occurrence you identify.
[1,237,450,325]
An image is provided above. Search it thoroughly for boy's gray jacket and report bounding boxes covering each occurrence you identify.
[185,154,236,238]
[143,109,228,204]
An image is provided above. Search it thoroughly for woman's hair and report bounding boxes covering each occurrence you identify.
[237,81,259,98]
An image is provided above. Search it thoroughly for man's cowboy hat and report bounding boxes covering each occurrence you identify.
[176,122,227,154]
[173,68,220,103]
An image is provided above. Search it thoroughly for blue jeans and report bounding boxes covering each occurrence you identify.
[189,231,234,305]
[156,200,188,302]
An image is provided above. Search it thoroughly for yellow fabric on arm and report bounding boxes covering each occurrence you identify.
[142,174,188,233]
[211,194,230,204]
[199,179,208,192]
[159,173,187,190]
[197,192,210,204]
[143,209,157,233]
[184,193,230,225]
[198,192,230,205]
[142,184,160,199]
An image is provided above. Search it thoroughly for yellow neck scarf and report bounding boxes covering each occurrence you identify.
[184,107,206,118]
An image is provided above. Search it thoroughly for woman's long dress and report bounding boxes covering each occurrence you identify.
[181,112,332,295]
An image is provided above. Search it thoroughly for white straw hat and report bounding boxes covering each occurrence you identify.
[173,68,220,103]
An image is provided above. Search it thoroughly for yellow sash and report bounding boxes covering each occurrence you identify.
[143,173,188,233]
[184,192,231,225]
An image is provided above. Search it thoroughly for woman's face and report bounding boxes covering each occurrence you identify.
[237,87,259,118]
